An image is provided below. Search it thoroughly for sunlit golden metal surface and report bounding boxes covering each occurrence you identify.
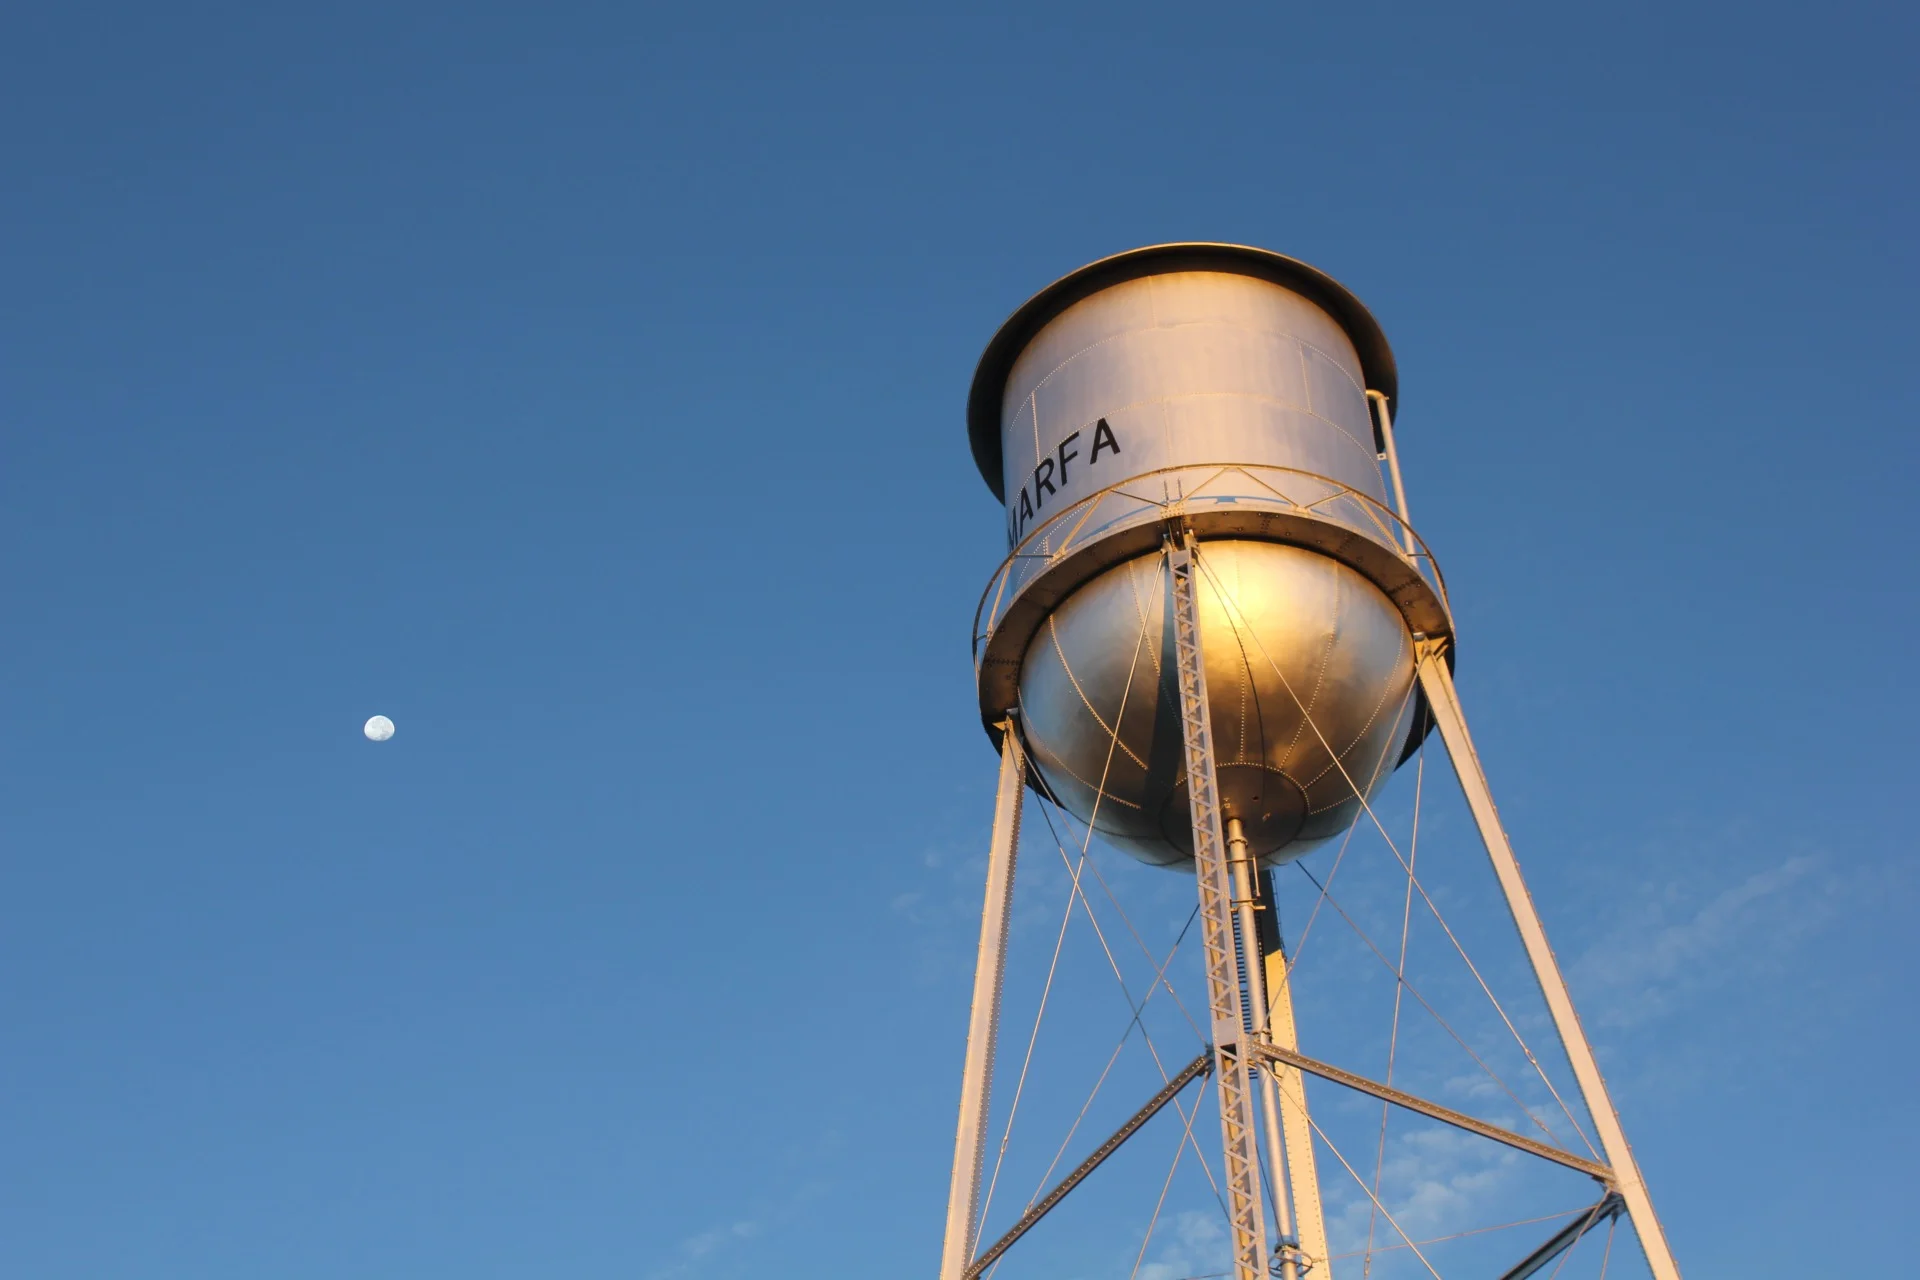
[1017,540,1416,868]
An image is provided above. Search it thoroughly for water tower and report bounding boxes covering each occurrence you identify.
[936,245,1681,1279]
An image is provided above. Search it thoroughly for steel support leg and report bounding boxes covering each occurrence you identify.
[1168,534,1272,1280]
[1416,643,1682,1280]
[938,723,1026,1280]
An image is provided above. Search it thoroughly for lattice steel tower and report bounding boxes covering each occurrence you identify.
[937,244,1681,1280]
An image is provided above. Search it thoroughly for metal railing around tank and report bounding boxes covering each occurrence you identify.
[971,463,1450,677]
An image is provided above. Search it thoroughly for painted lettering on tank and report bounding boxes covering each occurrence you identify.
[1008,418,1123,546]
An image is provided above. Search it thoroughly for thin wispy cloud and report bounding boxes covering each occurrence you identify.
[1135,1208,1229,1280]
[643,1170,830,1280]
[1324,1124,1524,1256]
[647,1219,764,1280]
[1570,853,1834,1029]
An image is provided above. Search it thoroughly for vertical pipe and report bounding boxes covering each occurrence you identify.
[1255,869,1329,1274]
[1368,389,1415,555]
[1227,820,1298,1280]
[937,723,1026,1280]
[1415,646,1682,1280]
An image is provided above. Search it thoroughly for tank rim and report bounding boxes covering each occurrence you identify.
[975,510,1453,742]
[967,242,1400,502]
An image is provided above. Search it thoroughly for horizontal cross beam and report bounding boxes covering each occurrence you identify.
[1250,1042,1613,1184]
[964,1050,1213,1280]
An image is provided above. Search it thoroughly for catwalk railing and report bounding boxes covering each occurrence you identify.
[971,463,1451,678]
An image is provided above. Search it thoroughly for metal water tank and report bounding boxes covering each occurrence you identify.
[969,244,1453,866]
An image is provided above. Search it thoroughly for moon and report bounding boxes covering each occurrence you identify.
[363,715,395,742]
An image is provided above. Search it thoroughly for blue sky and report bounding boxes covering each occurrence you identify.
[3,3,1915,1277]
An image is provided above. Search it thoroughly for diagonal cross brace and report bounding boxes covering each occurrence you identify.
[962,1050,1213,1280]
[1249,1041,1614,1183]
[1498,1192,1626,1280]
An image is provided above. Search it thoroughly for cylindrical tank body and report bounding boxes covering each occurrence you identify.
[969,245,1450,869]
[991,267,1388,547]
